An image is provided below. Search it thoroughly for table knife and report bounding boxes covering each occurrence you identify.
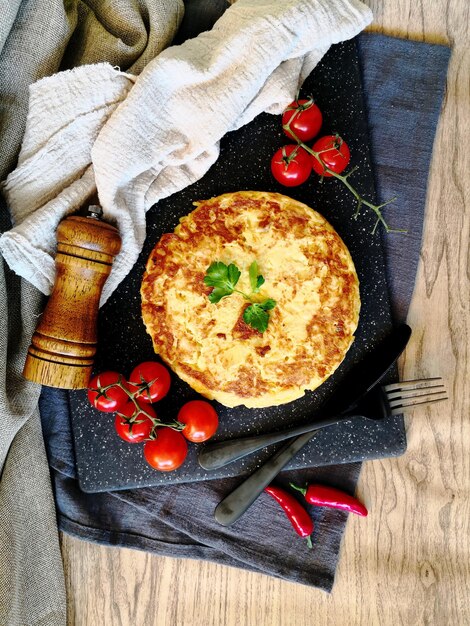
[201,324,411,470]
[214,323,412,526]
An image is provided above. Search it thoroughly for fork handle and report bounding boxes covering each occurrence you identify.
[199,414,353,471]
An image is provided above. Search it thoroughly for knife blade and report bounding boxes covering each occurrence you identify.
[214,323,412,526]
[318,322,412,415]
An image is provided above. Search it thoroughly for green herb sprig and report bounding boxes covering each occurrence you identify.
[204,261,276,333]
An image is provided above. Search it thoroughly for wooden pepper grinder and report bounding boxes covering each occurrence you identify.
[23,205,121,389]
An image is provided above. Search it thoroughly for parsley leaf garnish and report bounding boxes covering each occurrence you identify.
[259,298,276,311]
[204,261,276,333]
[243,300,275,333]
[249,260,265,293]
[204,262,241,303]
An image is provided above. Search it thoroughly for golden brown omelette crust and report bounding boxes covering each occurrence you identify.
[141,191,360,408]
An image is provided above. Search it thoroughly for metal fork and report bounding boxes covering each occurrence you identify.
[200,378,447,471]
[213,378,447,526]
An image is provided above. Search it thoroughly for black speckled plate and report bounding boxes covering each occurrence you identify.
[69,40,406,493]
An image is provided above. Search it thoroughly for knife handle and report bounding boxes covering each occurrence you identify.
[199,414,353,470]
[214,430,316,526]
[23,206,121,389]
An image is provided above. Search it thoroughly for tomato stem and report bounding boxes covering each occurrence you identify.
[110,376,184,434]
[93,373,128,402]
[279,144,304,169]
[285,95,315,115]
[281,122,406,234]
[148,419,186,440]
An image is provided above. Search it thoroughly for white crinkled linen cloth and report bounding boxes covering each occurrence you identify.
[1,0,372,305]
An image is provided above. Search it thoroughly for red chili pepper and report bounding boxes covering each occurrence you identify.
[290,483,368,517]
[264,484,314,548]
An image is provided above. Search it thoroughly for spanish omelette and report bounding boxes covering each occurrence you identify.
[141,191,360,408]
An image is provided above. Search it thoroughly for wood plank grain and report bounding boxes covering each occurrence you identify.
[61,1,470,624]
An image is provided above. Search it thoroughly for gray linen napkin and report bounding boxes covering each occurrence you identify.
[39,33,451,592]
[0,2,183,625]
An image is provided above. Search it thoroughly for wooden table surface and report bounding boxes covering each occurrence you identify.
[61,2,470,624]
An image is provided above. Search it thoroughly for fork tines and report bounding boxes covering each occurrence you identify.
[383,377,448,414]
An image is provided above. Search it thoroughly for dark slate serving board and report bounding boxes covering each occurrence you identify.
[69,40,406,493]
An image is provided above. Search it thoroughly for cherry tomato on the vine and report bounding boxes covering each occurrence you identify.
[271,145,311,187]
[311,135,350,177]
[87,371,129,413]
[115,401,155,443]
[143,428,188,472]
[282,98,323,142]
[129,361,171,404]
[178,400,219,443]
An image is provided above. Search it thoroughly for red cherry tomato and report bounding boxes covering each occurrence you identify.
[143,428,188,472]
[129,361,171,404]
[282,98,323,142]
[271,145,312,187]
[87,371,129,413]
[178,400,219,443]
[311,135,350,177]
[114,401,155,443]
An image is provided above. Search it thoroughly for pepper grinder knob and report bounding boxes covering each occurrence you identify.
[23,206,121,389]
